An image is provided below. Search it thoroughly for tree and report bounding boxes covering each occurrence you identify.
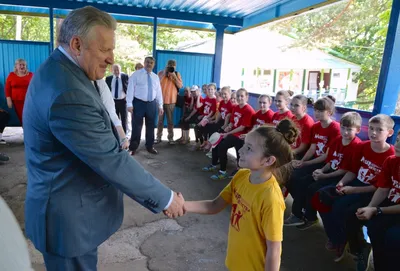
[267,0,392,110]
[116,24,214,73]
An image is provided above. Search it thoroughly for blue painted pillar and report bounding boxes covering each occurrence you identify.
[49,7,54,52]
[152,17,157,59]
[213,24,227,88]
[372,0,400,115]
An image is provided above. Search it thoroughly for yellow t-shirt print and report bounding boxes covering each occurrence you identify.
[220,169,285,271]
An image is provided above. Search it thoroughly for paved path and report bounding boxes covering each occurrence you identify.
[0,127,361,270]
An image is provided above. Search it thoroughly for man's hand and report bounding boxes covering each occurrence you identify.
[121,140,129,150]
[159,108,164,116]
[164,192,185,218]
[356,207,376,221]
[127,106,133,113]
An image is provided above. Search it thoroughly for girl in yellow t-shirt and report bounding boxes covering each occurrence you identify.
[184,119,299,271]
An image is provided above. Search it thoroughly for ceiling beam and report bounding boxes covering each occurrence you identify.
[0,0,243,26]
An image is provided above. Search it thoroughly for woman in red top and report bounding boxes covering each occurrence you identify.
[290,94,315,159]
[271,90,294,126]
[202,88,255,180]
[5,59,33,125]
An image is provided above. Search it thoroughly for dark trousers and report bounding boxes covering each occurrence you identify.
[303,174,342,221]
[0,110,10,133]
[205,119,225,138]
[130,98,157,151]
[286,162,325,218]
[211,134,244,172]
[367,206,400,271]
[114,99,127,133]
[181,113,200,130]
[320,179,373,247]
[43,247,98,271]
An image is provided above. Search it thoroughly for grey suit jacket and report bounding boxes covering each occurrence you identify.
[23,49,171,257]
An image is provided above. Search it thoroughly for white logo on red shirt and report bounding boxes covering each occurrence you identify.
[388,177,400,203]
[233,112,242,127]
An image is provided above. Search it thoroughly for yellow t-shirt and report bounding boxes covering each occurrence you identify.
[220,169,285,271]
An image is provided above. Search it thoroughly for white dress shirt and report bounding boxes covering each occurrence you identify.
[94,79,122,128]
[127,68,163,109]
[111,75,126,100]
[0,196,34,271]
[58,47,174,210]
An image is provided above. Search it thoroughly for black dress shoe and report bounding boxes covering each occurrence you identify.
[146,147,158,154]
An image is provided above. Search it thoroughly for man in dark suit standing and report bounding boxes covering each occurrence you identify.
[106,64,128,133]
[23,6,185,271]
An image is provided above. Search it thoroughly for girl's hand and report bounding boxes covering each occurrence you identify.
[312,169,324,180]
[340,186,356,195]
[336,181,344,194]
[239,134,246,140]
[292,160,303,168]
[222,133,228,138]
[6,98,12,109]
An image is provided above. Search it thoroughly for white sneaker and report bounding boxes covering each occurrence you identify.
[0,139,6,145]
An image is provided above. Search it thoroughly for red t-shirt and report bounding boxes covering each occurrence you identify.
[195,97,204,115]
[325,136,362,170]
[271,110,294,126]
[347,141,395,185]
[377,156,400,203]
[230,104,255,137]
[292,114,315,149]
[310,121,341,157]
[5,72,33,101]
[252,109,274,127]
[202,97,217,116]
[184,96,192,108]
[219,100,233,120]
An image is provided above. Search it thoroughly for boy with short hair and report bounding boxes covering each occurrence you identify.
[354,138,400,271]
[320,114,395,263]
[285,112,362,231]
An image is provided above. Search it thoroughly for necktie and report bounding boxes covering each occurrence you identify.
[114,77,119,99]
[93,81,100,96]
[147,73,152,101]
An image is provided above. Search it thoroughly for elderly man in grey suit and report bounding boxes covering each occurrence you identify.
[23,6,185,271]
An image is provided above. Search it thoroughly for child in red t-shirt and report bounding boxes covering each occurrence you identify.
[252,94,274,128]
[319,114,395,264]
[203,86,233,150]
[284,96,340,221]
[194,83,218,148]
[284,112,362,233]
[271,90,294,126]
[183,86,203,144]
[202,88,255,180]
[176,87,194,144]
[290,94,315,159]
[354,139,400,271]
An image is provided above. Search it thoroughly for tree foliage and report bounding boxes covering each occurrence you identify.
[0,14,214,75]
[267,0,392,110]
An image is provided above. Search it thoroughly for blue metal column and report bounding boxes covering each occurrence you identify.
[372,0,400,115]
[152,17,157,59]
[212,24,227,88]
[49,7,54,52]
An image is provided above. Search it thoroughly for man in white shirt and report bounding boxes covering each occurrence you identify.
[127,57,163,155]
[106,64,129,133]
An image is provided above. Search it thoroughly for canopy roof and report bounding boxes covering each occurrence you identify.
[0,0,341,33]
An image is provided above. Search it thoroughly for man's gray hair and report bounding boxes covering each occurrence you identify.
[57,6,117,46]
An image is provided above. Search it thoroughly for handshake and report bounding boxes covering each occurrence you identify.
[164,191,186,218]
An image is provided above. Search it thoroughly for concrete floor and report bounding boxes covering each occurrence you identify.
[0,127,362,271]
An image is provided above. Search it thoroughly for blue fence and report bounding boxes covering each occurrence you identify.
[155,50,214,127]
[0,40,50,126]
